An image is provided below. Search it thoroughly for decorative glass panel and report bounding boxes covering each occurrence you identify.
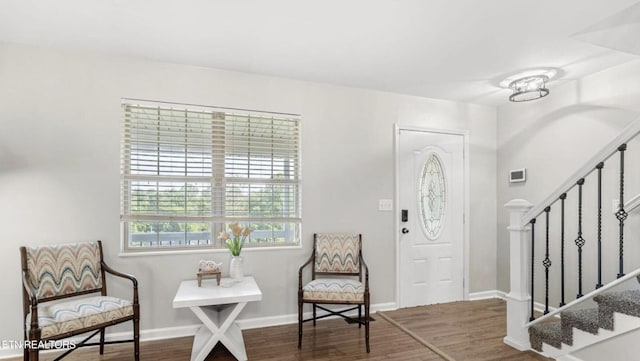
[419,153,446,238]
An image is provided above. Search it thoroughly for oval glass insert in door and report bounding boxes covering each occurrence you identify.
[418,152,446,240]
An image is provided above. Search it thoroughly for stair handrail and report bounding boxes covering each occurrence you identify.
[521,119,640,227]
[620,193,640,214]
[525,266,640,328]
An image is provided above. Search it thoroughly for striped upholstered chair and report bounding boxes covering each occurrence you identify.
[298,233,370,352]
[20,241,139,361]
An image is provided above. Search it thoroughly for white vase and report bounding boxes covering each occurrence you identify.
[229,256,244,281]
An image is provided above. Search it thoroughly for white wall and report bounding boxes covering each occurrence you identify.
[0,42,497,351]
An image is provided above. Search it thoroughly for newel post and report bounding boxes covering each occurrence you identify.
[503,199,534,351]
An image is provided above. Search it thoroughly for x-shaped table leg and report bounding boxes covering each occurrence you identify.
[189,302,248,361]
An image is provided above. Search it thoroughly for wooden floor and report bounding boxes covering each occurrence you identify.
[380,299,550,361]
[11,299,549,361]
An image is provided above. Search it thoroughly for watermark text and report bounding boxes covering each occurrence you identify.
[1,340,76,350]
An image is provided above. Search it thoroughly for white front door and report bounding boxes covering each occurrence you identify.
[398,128,465,308]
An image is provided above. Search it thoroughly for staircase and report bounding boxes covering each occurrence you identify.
[503,119,640,361]
[529,278,640,358]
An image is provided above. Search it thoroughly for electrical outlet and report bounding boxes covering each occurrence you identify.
[378,199,393,211]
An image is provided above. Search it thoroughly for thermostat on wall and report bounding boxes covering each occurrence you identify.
[509,168,526,183]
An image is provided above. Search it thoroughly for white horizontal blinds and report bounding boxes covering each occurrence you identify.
[221,114,301,222]
[123,106,221,178]
[121,102,301,249]
[122,105,222,220]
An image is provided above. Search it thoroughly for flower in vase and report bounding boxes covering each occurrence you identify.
[218,222,252,256]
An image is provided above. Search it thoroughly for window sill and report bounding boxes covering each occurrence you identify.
[118,244,302,257]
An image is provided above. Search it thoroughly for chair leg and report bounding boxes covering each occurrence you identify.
[298,300,303,348]
[313,303,317,326]
[23,333,28,361]
[365,302,370,353]
[28,348,38,361]
[28,330,39,361]
[99,327,105,354]
[358,305,362,328]
[133,316,140,361]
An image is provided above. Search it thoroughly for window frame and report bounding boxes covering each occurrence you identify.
[120,99,302,253]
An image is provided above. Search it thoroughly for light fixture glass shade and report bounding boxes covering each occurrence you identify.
[508,75,549,102]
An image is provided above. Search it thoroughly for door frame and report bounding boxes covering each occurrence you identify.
[394,124,470,307]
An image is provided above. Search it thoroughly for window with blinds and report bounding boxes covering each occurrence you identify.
[121,102,301,251]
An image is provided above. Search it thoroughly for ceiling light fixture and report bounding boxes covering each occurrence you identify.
[500,68,558,102]
[508,75,549,102]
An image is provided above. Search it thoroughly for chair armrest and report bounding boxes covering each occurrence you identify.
[359,252,369,291]
[298,253,314,291]
[102,261,139,304]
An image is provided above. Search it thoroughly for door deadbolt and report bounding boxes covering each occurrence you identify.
[402,228,409,234]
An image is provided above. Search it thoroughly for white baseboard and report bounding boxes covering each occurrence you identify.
[534,301,558,315]
[134,324,201,342]
[503,336,530,351]
[466,290,559,315]
[468,290,506,301]
[0,302,397,359]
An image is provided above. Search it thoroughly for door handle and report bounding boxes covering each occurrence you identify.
[402,228,409,234]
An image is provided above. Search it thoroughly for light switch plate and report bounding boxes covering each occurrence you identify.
[378,199,393,211]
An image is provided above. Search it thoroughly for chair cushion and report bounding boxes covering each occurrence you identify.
[25,242,103,299]
[303,278,364,302]
[26,296,133,339]
[315,233,360,273]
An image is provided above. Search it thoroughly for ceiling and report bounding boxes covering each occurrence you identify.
[1,0,639,106]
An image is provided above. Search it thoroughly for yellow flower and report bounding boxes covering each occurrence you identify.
[230,222,242,237]
[219,223,251,256]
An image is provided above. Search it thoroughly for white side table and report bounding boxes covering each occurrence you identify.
[173,276,262,361]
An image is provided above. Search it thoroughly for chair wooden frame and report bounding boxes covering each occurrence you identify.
[298,233,370,352]
[20,240,140,361]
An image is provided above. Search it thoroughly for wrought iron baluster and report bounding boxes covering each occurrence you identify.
[616,144,628,278]
[559,193,566,307]
[575,178,586,299]
[596,162,604,289]
[530,218,536,321]
[543,206,551,314]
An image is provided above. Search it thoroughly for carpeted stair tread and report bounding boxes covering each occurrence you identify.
[529,319,562,352]
[594,290,640,330]
[560,308,599,345]
[594,290,640,306]
[529,284,640,353]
